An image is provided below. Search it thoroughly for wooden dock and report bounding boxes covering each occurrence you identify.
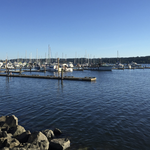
[0,69,45,73]
[0,74,96,81]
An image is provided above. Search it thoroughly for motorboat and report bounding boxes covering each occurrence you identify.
[61,63,73,72]
[68,62,74,68]
[115,62,124,69]
[130,61,141,68]
[5,62,14,69]
[46,64,61,72]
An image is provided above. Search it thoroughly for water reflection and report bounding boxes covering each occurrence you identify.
[57,80,64,93]
[5,76,9,83]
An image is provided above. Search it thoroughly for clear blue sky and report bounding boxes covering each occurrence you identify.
[0,0,150,60]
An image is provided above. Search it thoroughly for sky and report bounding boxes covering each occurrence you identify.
[0,0,150,60]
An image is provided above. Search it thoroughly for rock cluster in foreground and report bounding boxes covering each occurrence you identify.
[0,115,70,150]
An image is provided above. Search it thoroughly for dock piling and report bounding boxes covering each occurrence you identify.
[57,58,59,72]
[20,67,21,74]
[7,68,9,76]
[61,69,63,80]
[6,59,7,74]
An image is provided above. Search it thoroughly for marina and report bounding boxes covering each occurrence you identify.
[1,0,150,149]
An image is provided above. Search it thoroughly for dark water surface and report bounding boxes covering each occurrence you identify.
[0,69,150,150]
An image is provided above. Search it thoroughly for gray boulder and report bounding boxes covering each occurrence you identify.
[27,131,49,150]
[0,131,7,138]
[0,115,18,131]
[9,125,26,137]
[16,130,31,143]
[42,129,54,141]
[53,128,62,136]
[50,138,70,150]
[0,137,6,148]
[3,138,20,149]
[11,147,27,150]
[1,147,10,150]
[6,115,18,128]
[0,133,13,148]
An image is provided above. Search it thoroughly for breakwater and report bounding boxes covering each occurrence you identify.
[0,115,70,150]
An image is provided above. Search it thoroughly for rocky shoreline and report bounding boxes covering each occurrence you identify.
[0,115,70,150]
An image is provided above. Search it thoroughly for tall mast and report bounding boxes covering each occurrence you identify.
[36,49,38,63]
[48,45,51,64]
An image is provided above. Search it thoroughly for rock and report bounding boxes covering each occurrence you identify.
[0,133,12,148]
[9,125,26,137]
[0,137,6,148]
[0,131,7,138]
[0,116,70,150]
[6,115,18,128]
[50,138,70,150]
[1,147,10,150]
[0,115,18,131]
[42,129,54,140]
[0,115,18,127]
[27,131,49,150]
[16,130,31,143]
[54,128,62,136]
[11,147,26,150]
[3,138,20,149]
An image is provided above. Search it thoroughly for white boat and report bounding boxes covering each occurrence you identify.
[68,62,74,68]
[64,67,73,72]
[130,61,141,68]
[0,62,3,68]
[124,64,131,69]
[115,62,124,69]
[61,64,73,72]
[46,64,61,72]
[13,62,21,68]
[5,62,14,69]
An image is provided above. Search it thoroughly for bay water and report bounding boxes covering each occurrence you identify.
[0,68,150,150]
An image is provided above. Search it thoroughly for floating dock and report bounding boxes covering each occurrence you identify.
[0,70,45,73]
[0,74,96,81]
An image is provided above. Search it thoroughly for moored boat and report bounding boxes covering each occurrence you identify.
[88,63,112,71]
[46,64,61,72]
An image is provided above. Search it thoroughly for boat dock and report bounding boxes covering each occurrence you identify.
[0,73,96,81]
[0,69,45,73]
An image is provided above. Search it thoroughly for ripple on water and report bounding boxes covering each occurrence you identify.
[1,69,150,149]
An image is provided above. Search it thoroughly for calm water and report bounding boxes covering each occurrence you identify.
[0,69,150,150]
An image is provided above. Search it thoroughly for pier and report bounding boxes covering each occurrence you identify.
[0,73,96,81]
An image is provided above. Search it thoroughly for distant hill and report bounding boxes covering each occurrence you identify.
[2,55,150,64]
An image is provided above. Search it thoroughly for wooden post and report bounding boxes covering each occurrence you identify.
[6,59,7,74]
[7,68,9,76]
[20,67,22,74]
[61,69,63,80]
[30,66,31,72]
